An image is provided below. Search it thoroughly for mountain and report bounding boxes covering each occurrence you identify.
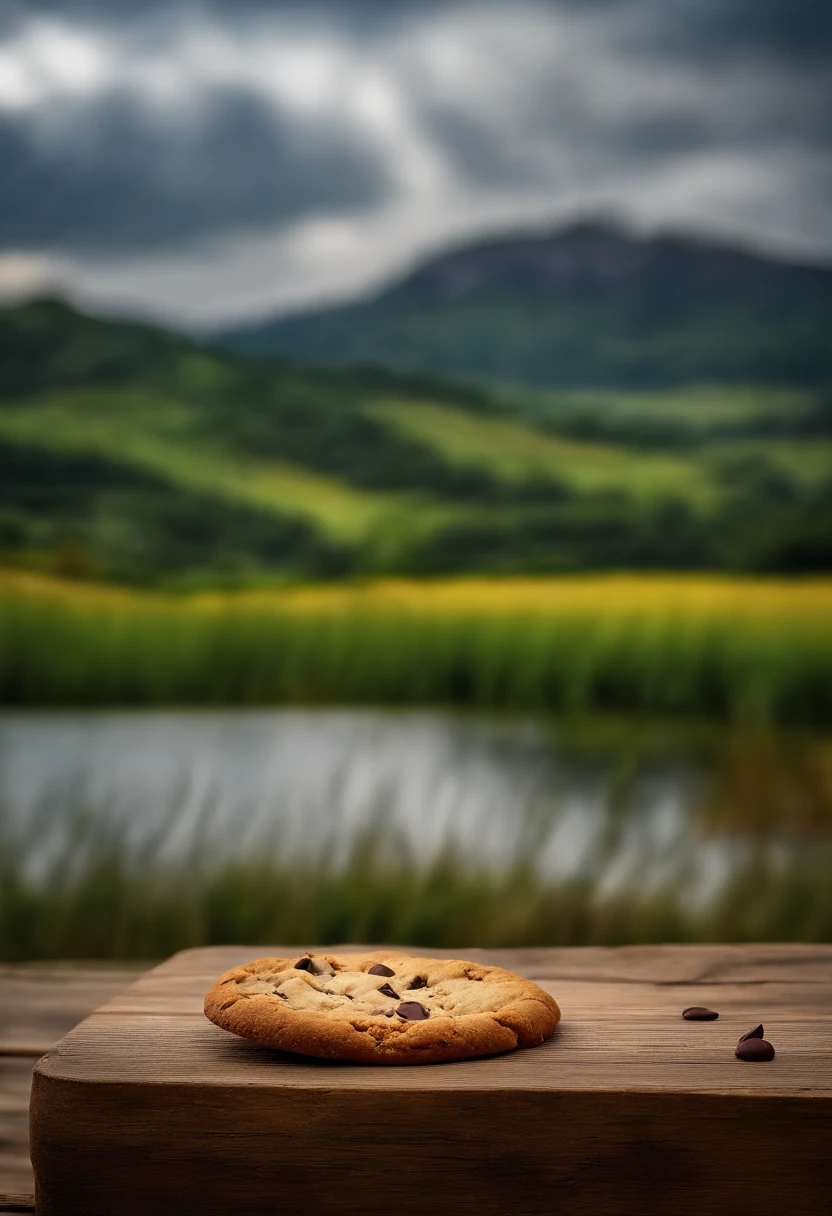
[1,297,830,587]
[220,220,832,390]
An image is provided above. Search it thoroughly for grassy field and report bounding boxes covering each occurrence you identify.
[3,569,832,725]
[0,388,414,542]
[369,398,717,503]
[371,392,832,499]
[524,385,820,433]
[704,438,832,486]
[4,300,830,583]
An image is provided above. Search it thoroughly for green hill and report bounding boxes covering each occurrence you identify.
[1,298,830,585]
[221,220,832,391]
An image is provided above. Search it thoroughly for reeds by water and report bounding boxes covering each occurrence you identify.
[3,831,830,962]
[3,684,831,960]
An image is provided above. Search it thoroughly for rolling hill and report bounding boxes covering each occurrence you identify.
[220,219,832,391]
[1,297,830,586]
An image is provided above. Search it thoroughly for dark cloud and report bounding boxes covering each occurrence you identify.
[0,89,390,254]
[661,0,832,64]
[547,0,832,64]
[416,0,832,196]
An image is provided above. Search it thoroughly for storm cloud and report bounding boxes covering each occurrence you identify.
[0,89,389,253]
[0,0,830,322]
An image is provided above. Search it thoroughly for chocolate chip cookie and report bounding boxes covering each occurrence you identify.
[204,951,560,1064]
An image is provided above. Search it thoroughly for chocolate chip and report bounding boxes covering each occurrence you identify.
[377,983,399,999]
[407,976,427,990]
[397,1001,430,1021]
[682,1006,719,1021]
[368,963,395,977]
[735,1038,775,1062]
[737,1024,764,1045]
[308,958,335,977]
[294,957,313,971]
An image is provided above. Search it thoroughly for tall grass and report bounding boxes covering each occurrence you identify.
[3,570,832,724]
[3,827,831,962]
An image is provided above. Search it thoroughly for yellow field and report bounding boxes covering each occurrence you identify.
[255,574,832,619]
[4,566,832,622]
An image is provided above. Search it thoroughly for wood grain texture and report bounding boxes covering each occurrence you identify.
[0,1060,38,1200]
[29,944,832,1215]
[0,966,141,1057]
[0,966,139,1203]
[0,1196,36,1214]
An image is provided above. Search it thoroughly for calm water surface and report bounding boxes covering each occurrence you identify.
[1,710,827,905]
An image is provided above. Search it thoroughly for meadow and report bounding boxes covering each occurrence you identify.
[516,384,827,439]
[371,393,832,500]
[369,398,717,503]
[3,569,832,725]
[0,387,407,542]
[4,300,831,587]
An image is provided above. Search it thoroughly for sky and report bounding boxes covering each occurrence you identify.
[0,0,830,326]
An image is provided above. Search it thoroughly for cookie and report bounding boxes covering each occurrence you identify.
[204,950,560,1064]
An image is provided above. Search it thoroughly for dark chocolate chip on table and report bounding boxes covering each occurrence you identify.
[735,1037,775,1062]
[397,1001,430,1021]
[377,983,400,999]
[294,957,313,971]
[737,1024,764,1045]
[368,963,395,977]
[682,1006,719,1021]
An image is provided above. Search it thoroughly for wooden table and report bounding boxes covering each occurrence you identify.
[5,945,832,1214]
[0,964,142,1212]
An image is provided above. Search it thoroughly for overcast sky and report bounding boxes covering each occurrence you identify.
[0,0,830,325]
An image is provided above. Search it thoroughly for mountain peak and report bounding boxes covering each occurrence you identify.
[221,218,832,390]
[392,217,641,302]
[385,217,807,306]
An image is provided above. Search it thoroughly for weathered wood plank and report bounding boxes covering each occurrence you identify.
[0,1060,38,1200]
[0,966,140,1202]
[0,1195,36,1214]
[147,941,832,983]
[30,945,832,1215]
[0,967,142,1057]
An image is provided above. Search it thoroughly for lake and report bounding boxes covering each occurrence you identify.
[3,709,828,907]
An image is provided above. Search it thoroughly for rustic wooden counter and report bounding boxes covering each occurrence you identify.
[4,945,832,1214]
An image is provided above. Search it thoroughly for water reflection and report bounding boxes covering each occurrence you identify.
[2,710,829,912]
